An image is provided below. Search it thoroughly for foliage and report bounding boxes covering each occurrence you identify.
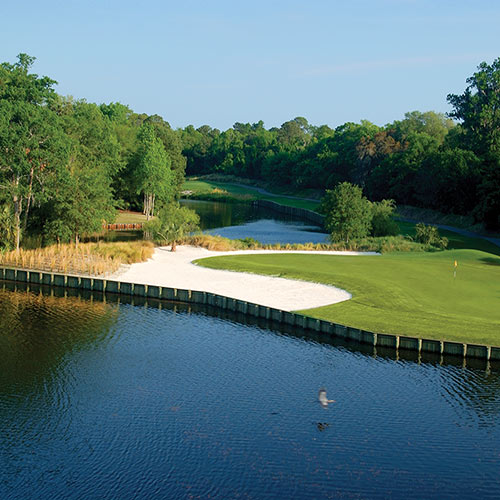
[132,124,174,219]
[414,223,448,249]
[0,54,70,249]
[0,202,14,250]
[145,203,200,251]
[322,182,372,242]
[370,199,399,237]
[1,51,499,249]
[447,58,500,228]
[42,100,118,244]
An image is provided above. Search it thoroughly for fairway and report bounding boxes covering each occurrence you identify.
[195,250,500,346]
[182,179,320,211]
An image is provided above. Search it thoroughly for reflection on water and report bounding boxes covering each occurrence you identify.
[205,219,329,244]
[181,199,329,244]
[1,283,500,499]
[98,200,330,244]
[0,288,117,390]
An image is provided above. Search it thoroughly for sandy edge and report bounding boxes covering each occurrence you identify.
[111,246,378,312]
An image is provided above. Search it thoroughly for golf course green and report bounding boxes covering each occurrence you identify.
[195,249,500,345]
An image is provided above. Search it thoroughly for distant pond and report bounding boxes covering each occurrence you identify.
[102,200,329,244]
[180,199,330,244]
[1,283,500,499]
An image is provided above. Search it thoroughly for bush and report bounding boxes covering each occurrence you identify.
[370,199,399,237]
[322,182,372,242]
[145,203,200,251]
[414,223,448,249]
[321,183,401,241]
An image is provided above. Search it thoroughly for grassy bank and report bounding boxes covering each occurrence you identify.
[0,241,154,276]
[398,221,500,256]
[396,205,486,233]
[182,179,320,211]
[115,210,149,224]
[182,233,432,252]
[190,174,324,199]
[195,250,500,345]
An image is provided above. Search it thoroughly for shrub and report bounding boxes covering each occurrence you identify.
[370,199,399,237]
[414,223,448,249]
[145,203,200,251]
[322,182,372,242]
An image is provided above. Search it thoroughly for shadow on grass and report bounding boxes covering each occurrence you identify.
[480,257,500,266]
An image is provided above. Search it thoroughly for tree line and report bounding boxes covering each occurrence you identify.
[0,54,186,250]
[181,58,500,230]
[1,54,499,251]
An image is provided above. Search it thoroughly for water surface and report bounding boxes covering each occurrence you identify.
[1,284,499,499]
[181,199,329,244]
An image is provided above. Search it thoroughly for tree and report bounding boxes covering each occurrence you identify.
[447,58,500,227]
[321,182,372,243]
[447,59,500,157]
[370,199,399,237]
[413,149,481,214]
[133,124,174,219]
[140,114,187,194]
[43,161,115,245]
[391,111,454,144]
[0,200,14,250]
[355,130,403,186]
[39,99,119,245]
[144,203,199,251]
[0,54,69,250]
[366,131,440,204]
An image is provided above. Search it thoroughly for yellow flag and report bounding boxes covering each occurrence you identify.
[454,260,458,268]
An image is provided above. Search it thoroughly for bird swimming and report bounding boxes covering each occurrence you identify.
[318,388,335,408]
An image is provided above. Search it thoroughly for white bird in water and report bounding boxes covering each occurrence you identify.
[318,388,335,408]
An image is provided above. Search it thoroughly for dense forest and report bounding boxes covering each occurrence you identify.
[1,54,499,251]
[181,59,500,230]
[0,54,186,250]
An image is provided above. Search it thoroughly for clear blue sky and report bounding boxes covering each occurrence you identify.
[1,0,499,130]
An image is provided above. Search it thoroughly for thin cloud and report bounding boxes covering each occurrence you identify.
[298,53,498,77]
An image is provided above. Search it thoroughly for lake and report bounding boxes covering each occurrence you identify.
[1,283,499,499]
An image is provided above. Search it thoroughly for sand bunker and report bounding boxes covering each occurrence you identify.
[112,246,377,311]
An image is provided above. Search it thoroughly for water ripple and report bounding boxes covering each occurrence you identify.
[0,287,499,499]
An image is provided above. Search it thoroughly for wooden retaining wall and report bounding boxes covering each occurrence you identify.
[254,199,325,227]
[1,265,499,363]
[105,223,143,231]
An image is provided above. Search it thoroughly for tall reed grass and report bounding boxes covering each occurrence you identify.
[0,241,154,276]
[181,234,430,253]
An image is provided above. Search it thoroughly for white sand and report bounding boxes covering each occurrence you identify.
[112,246,378,311]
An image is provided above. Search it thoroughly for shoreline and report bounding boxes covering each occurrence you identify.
[1,255,499,361]
[111,246,378,311]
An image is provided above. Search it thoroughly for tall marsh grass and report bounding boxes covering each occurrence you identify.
[0,241,154,276]
[181,234,430,253]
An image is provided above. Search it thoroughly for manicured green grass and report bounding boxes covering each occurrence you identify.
[115,211,148,224]
[398,221,500,256]
[182,179,320,211]
[195,250,500,345]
